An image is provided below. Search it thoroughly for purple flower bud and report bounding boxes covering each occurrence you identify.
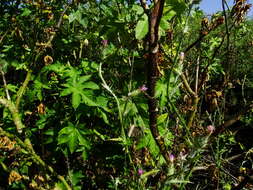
[207,125,215,134]
[169,154,175,162]
[139,85,148,92]
[138,169,144,176]
[102,39,108,46]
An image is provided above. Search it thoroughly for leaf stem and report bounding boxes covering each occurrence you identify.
[99,62,123,125]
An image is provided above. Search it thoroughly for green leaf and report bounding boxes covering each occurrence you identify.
[79,75,92,83]
[58,134,70,145]
[69,171,84,186]
[160,17,170,31]
[82,151,88,160]
[0,59,8,72]
[132,4,144,15]
[60,87,72,96]
[136,116,146,127]
[59,70,100,109]
[44,129,54,136]
[81,81,99,90]
[136,136,148,149]
[21,8,32,16]
[43,62,66,74]
[97,108,109,124]
[135,14,148,40]
[157,113,168,125]
[2,45,14,52]
[6,84,18,93]
[69,10,81,23]
[77,133,90,149]
[81,93,97,106]
[163,7,177,21]
[68,132,78,153]
[96,96,109,108]
[72,92,81,109]
[58,125,78,153]
[140,169,160,179]
[166,0,187,15]
[58,125,74,135]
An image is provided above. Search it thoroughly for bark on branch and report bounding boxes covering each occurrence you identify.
[146,0,171,163]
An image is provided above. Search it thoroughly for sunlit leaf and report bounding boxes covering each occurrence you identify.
[160,17,170,31]
[81,81,100,90]
[135,14,148,40]
[72,92,81,109]
[21,8,32,16]
[79,75,92,83]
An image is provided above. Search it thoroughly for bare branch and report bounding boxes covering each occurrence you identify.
[146,0,170,163]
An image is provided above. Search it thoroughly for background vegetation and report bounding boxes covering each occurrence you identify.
[0,0,253,189]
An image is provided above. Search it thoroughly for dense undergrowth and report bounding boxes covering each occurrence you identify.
[0,0,253,189]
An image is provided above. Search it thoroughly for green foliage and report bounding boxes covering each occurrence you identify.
[0,0,253,189]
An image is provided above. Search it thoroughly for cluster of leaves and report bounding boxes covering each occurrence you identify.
[0,0,253,189]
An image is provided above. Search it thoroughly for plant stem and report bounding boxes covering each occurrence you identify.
[146,0,170,163]
[16,70,32,110]
[0,97,25,133]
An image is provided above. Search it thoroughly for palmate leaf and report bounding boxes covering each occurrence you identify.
[58,122,91,154]
[60,74,100,108]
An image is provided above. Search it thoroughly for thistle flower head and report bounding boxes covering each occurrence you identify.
[138,168,144,176]
[169,154,175,163]
[139,85,148,92]
[207,125,215,134]
[102,39,108,46]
